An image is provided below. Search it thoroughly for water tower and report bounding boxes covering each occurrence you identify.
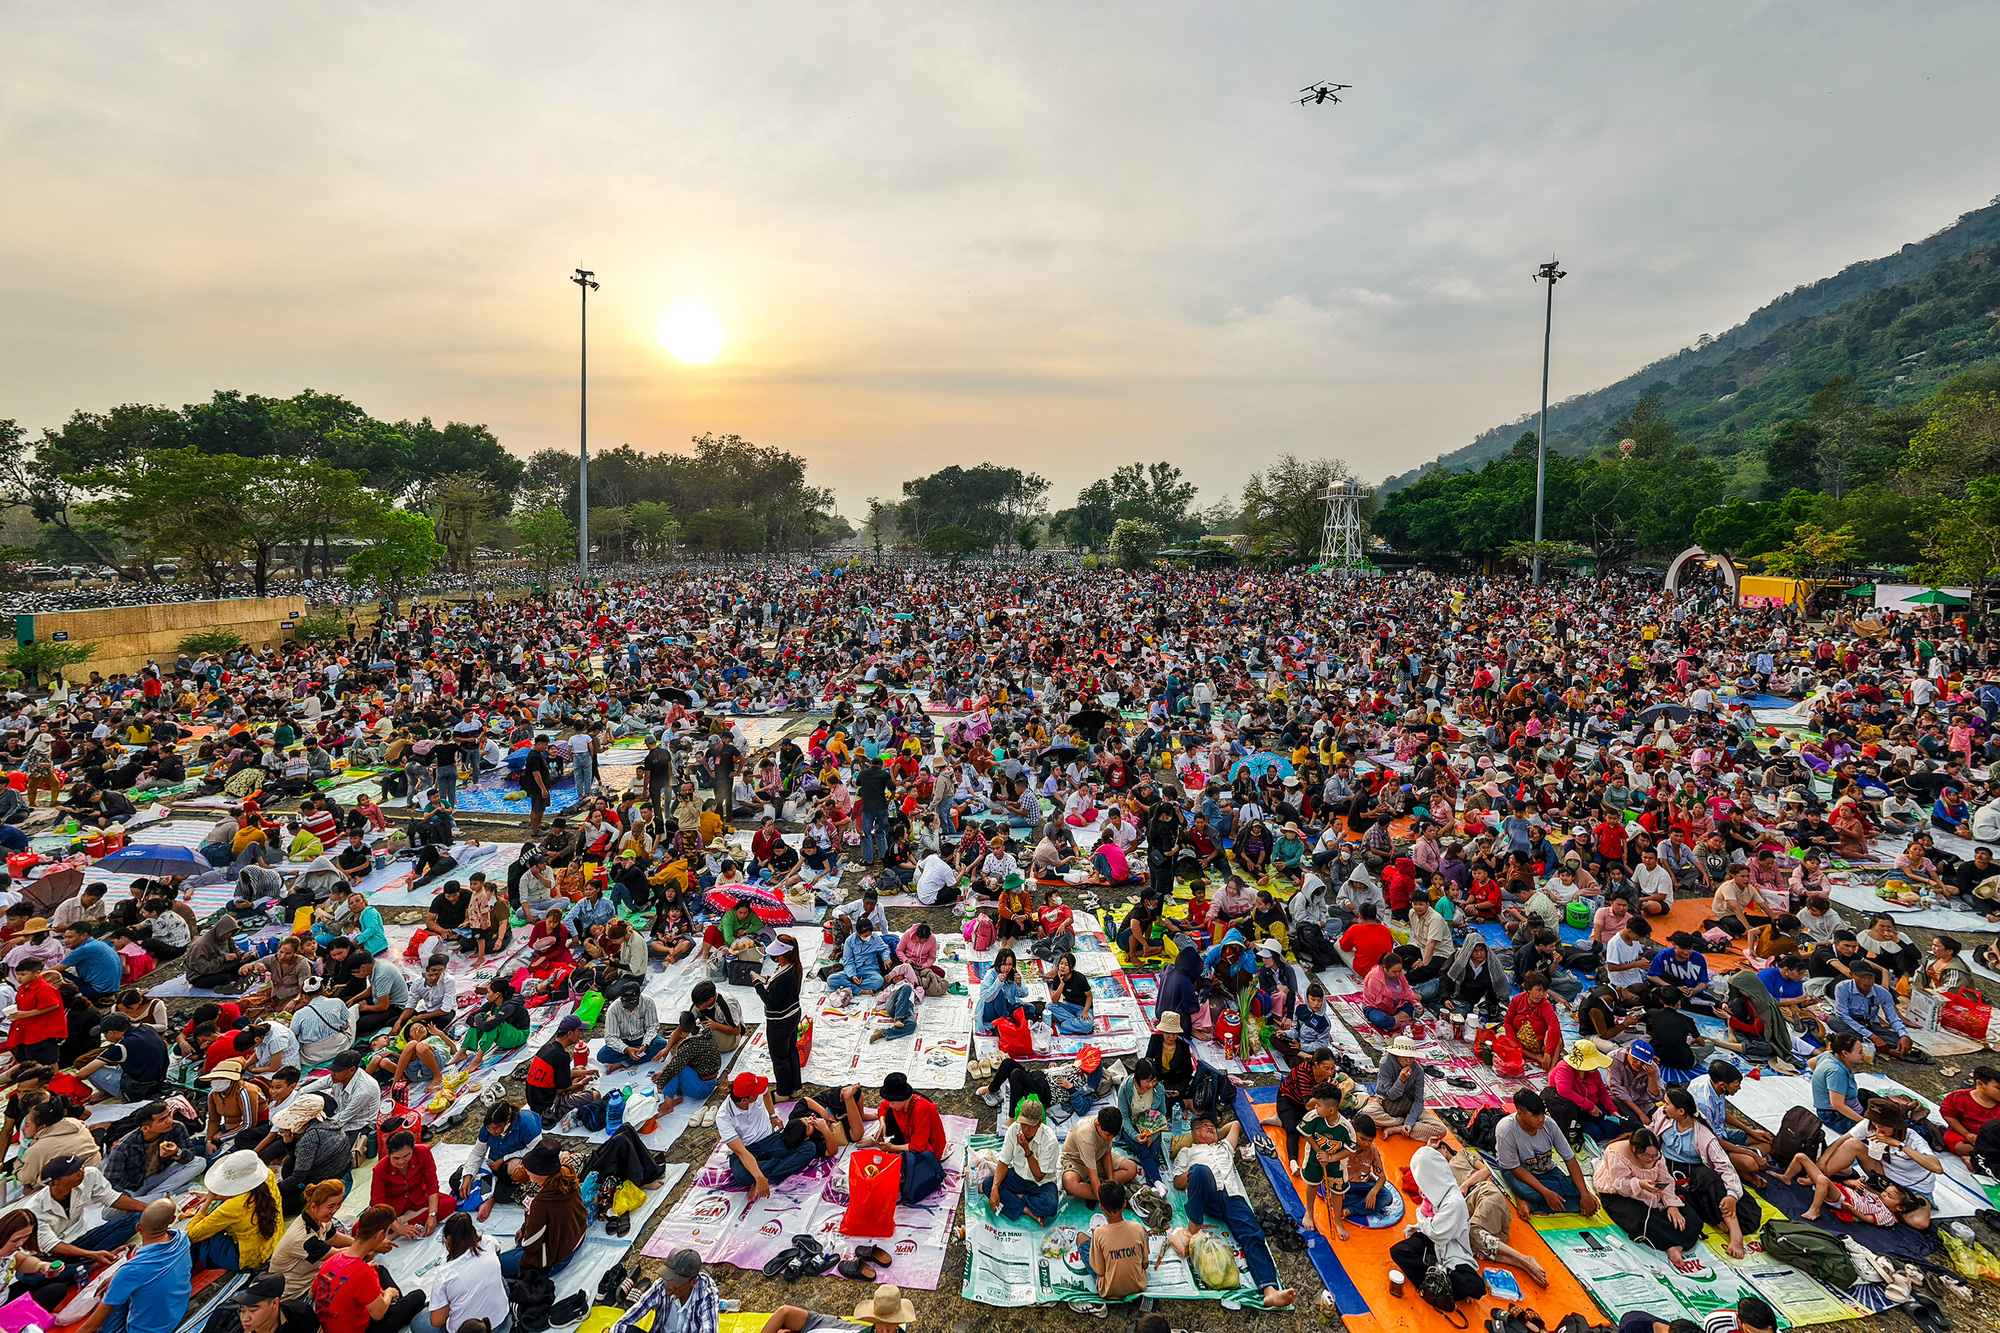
[1319,479,1369,569]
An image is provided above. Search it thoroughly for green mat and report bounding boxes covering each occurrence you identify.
[960,1134,1271,1308]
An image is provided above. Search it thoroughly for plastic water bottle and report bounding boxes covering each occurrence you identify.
[606,1088,626,1133]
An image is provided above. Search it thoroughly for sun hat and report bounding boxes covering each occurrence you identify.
[210,1059,245,1084]
[881,1072,915,1101]
[203,1149,270,1198]
[273,1096,324,1133]
[853,1286,917,1326]
[1386,1035,1422,1057]
[522,1142,564,1177]
[1155,1012,1184,1034]
[1566,1040,1611,1072]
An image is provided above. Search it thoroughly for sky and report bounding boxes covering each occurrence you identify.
[4,2,1999,521]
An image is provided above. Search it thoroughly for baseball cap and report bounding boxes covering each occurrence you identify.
[233,1275,287,1307]
[1626,1040,1656,1065]
[731,1072,769,1099]
[557,1016,585,1035]
[42,1155,85,1180]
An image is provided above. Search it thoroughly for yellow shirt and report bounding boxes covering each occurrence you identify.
[185,1174,284,1269]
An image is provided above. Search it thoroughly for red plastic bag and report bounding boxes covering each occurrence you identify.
[992,1007,1035,1058]
[404,928,435,959]
[1490,1031,1526,1078]
[840,1148,902,1236]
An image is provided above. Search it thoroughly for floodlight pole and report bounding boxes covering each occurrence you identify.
[1531,258,1567,586]
[571,268,599,585]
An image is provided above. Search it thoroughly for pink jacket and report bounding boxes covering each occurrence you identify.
[1592,1138,1681,1207]
[1362,965,1418,1013]
[1549,1062,1615,1117]
[898,930,939,972]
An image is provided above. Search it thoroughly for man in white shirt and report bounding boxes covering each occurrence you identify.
[299,1052,382,1143]
[1604,919,1654,995]
[27,1155,147,1264]
[1170,1119,1296,1309]
[913,853,959,908]
[717,1072,819,1202]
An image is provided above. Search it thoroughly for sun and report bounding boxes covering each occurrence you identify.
[655,303,726,364]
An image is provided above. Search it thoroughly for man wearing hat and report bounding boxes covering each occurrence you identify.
[865,1072,948,1205]
[24,1153,148,1278]
[525,1016,600,1120]
[200,1272,314,1333]
[598,982,667,1068]
[299,1052,384,1149]
[606,1249,717,1333]
[718,1072,818,1202]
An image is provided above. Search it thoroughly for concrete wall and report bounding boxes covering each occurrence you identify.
[17,596,307,681]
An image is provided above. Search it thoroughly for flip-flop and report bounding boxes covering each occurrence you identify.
[762,1248,801,1278]
[1902,1293,1952,1333]
[854,1244,892,1267]
[793,1234,824,1259]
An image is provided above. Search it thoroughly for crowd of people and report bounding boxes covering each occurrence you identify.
[0,561,1987,1328]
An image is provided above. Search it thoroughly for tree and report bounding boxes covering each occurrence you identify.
[0,418,132,573]
[588,506,629,562]
[1761,523,1857,579]
[922,525,991,567]
[1014,522,1041,555]
[34,523,123,567]
[5,640,97,686]
[680,508,762,553]
[346,504,446,613]
[1108,519,1164,569]
[1499,539,1591,570]
[78,448,259,597]
[430,473,498,575]
[1910,477,2000,608]
[1240,455,1372,561]
[896,464,1048,544]
[395,418,523,508]
[1901,391,2000,499]
[176,629,245,656]
[290,610,349,644]
[514,507,578,583]
[1054,462,1202,551]
[1561,395,1724,568]
[626,502,679,559]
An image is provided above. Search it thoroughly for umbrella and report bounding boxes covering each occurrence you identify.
[1068,708,1112,737]
[1043,741,1083,759]
[704,884,794,925]
[1843,584,1876,598]
[658,687,693,706]
[1905,589,1968,606]
[94,844,212,877]
[1230,753,1295,781]
[1635,704,1694,728]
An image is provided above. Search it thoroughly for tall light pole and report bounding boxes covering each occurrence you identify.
[570,268,599,584]
[1530,257,1567,586]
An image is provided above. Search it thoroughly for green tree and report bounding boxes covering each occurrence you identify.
[1014,522,1041,555]
[177,629,245,655]
[1910,477,2000,607]
[922,525,992,566]
[290,610,350,644]
[680,508,762,553]
[626,502,680,558]
[5,639,97,685]
[1901,391,2000,498]
[514,507,579,583]
[588,506,629,562]
[896,464,1048,544]
[1240,455,1372,561]
[346,504,446,613]
[429,473,498,575]
[396,417,523,507]
[33,523,123,567]
[1108,519,1164,569]
[1054,462,1202,551]
[1761,523,1857,579]
[1500,539,1591,570]
[78,448,259,597]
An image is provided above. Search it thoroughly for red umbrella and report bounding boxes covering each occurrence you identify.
[704,884,794,925]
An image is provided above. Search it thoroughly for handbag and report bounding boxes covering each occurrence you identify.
[1940,986,1998,1043]
[1418,1262,1470,1326]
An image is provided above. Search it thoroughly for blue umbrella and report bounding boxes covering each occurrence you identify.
[1229,753,1295,781]
[94,844,212,877]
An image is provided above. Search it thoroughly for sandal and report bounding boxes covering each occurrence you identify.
[837,1259,877,1282]
[1251,1132,1279,1158]
[762,1248,802,1279]
[855,1244,892,1268]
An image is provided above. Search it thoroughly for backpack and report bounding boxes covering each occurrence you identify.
[962,914,995,951]
[1761,1219,1858,1291]
[1768,1104,1826,1170]
[1464,1107,1505,1152]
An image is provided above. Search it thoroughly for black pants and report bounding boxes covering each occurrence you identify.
[1386,1232,1483,1301]
[985,1058,1053,1117]
[769,1015,803,1098]
[1668,1160,1760,1233]
[927,884,961,907]
[357,1006,400,1035]
[367,1264,426,1333]
[1276,1094,1309,1166]
[1603,1191,1702,1252]
[190,960,250,989]
[1150,856,1176,901]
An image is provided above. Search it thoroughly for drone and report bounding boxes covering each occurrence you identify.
[1298,82,1351,105]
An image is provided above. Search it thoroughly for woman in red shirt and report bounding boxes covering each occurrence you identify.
[1505,974,1562,1072]
[370,1130,456,1238]
[873,1072,948,1205]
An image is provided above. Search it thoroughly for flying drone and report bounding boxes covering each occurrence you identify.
[1298,82,1351,105]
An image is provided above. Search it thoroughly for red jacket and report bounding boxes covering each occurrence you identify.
[885,1095,947,1157]
[371,1143,443,1216]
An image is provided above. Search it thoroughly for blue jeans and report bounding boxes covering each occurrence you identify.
[1512,1165,1581,1213]
[860,807,889,863]
[1341,1179,1384,1218]
[1119,1135,1163,1184]
[995,1170,1059,1223]
[609,882,640,914]
[436,764,458,806]
[596,1035,669,1067]
[659,1066,716,1101]
[883,986,918,1040]
[190,1233,239,1271]
[980,993,1021,1028]
[900,1148,944,1205]
[728,1134,820,1189]
[1183,1164,1278,1292]
[827,968,884,994]
[498,1241,580,1279]
[1363,1002,1415,1031]
[1050,1001,1093,1036]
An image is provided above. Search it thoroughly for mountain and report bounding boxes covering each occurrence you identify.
[1382,196,2000,493]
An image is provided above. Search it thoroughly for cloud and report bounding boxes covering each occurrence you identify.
[0,1,1997,515]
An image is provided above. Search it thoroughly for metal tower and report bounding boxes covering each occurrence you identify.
[1319,479,1367,568]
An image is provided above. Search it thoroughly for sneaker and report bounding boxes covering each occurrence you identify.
[981,1090,1003,1108]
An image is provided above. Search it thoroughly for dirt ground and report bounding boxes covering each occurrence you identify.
[141,778,2000,1333]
